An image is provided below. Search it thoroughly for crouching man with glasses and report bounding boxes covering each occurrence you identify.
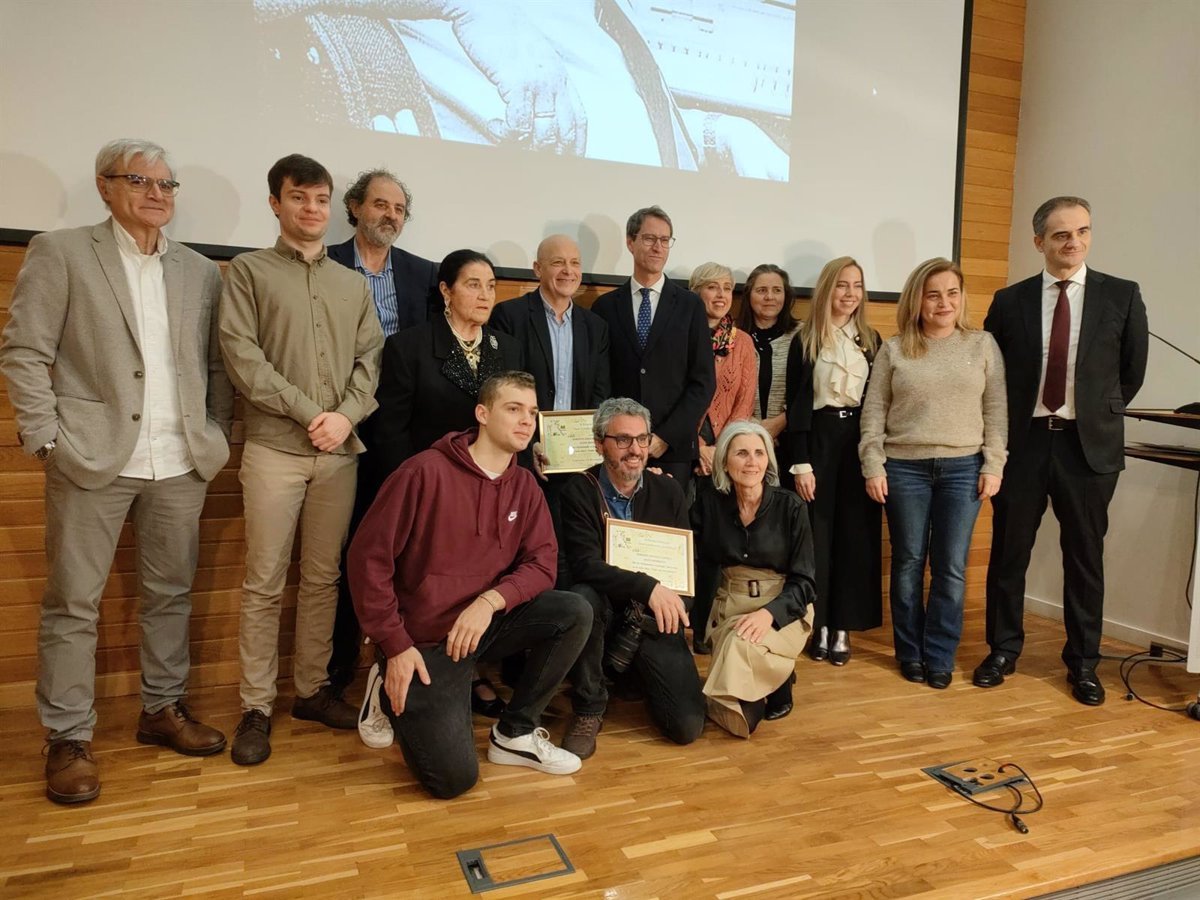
[558,398,706,759]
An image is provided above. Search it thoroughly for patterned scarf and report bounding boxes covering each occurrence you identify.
[711,314,736,357]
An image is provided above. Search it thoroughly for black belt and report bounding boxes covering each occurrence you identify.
[1034,415,1076,431]
[814,406,860,418]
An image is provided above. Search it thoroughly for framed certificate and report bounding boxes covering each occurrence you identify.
[538,410,602,474]
[605,519,695,596]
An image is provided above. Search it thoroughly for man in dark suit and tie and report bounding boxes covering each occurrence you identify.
[972,196,1148,705]
[1,138,233,803]
[327,169,438,694]
[591,206,715,488]
[490,234,611,586]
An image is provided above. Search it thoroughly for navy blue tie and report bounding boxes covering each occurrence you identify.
[636,287,652,350]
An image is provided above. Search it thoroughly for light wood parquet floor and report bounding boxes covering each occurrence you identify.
[3,613,1199,900]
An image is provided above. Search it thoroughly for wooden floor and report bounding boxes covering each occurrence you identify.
[3,611,1199,900]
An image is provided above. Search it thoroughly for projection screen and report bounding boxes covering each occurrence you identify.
[0,0,970,292]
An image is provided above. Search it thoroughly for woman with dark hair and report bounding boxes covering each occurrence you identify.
[783,256,882,666]
[736,264,800,450]
[859,258,1007,689]
[691,420,816,737]
[371,249,523,718]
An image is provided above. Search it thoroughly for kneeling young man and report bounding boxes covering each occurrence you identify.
[559,398,706,759]
[349,371,591,798]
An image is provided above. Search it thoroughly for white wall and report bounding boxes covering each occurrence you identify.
[1008,0,1200,651]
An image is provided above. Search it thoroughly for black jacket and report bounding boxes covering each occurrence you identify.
[985,269,1148,473]
[327,237,438,334]
[371,313,523,480]
[560,465,688,604]
[592,279,715,464]
[489,289,611,414]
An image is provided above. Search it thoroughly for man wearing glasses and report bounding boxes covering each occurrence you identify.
[557,398,705,759]
[591,206,714,489]
[0,139,233,804]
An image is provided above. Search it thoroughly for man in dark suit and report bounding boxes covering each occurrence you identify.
[591,206,715,488]
[972,196,1148,705]
[1,138,232,803]
[327,169,439,695]
[491,235,610,585]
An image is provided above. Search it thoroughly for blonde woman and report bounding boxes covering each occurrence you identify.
[783,257,882,666]
[691,420,816,736]
[858,258,1007,689]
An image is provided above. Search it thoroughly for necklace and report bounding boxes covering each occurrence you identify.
[445,309,483,370]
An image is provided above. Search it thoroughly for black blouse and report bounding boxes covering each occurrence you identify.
[690,482,817,628]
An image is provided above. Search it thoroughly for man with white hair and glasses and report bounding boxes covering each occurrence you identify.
[0,138,233,804]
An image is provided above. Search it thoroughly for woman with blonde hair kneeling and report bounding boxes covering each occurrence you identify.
[691,420,816,736]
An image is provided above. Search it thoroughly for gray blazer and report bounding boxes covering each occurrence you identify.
[0,220,234,489]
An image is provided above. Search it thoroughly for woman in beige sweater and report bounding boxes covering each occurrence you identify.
[859,258,1007,689]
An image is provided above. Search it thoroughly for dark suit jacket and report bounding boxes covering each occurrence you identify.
[985,269,1148,473]
[489,289,611,415]
[560,465,689,604]
[327,237,438,334]
[591,279,715,464]
[371,313,523,481]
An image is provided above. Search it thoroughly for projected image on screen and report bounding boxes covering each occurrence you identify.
[254,0,792,181]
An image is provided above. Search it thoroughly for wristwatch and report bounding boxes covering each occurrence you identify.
[34,440,56,462]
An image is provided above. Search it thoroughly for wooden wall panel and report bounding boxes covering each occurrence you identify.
[0,0,1024,711]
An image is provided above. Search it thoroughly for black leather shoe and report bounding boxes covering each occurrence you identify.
[927,670,953,690]
[829,632,851,667]
[764,674,795,721]
[899,661,926,683]
[972,652,1017,688]
[1067,668,1106,706]
[471,678,507,718]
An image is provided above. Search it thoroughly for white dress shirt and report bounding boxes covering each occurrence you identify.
[112,220,192,479]
[1033,264,1087,419]
[630,274,665,325]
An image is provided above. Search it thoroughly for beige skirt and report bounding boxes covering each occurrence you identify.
[702,565,813,737]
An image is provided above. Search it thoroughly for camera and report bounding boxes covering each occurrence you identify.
[603,601,658,674]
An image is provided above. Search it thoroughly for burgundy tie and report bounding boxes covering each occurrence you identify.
[1042,280,1071,413]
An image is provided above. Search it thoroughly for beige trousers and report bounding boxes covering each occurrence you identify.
[237,441,357,713]
[703,566,813,736]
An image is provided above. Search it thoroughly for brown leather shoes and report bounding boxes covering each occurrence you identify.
[136,702,227,756]
[562,714,604,760]
[292,684,358,729]
[45,739,100,804]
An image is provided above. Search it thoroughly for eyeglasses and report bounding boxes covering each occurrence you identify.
[603,433,651,448]
[635,234,675,249]
[102,173,181,196]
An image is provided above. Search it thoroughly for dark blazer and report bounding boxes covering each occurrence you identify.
[591,279,715,464]
[371,313,523,480]
[327,237,438,334]
[985,269,1148,473]
[489,289,611,414]
[560,465,689,604]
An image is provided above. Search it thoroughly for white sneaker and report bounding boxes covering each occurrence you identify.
[487,725,582,775]
[358,663,393,749]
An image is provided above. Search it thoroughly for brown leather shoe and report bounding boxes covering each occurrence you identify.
[292,684,358,729]
[561,714,603,760]
[45,739,100,804]
[136,702,227,756]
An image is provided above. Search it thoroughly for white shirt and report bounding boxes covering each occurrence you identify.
[630,274,665,325]
[112,220,192,480]
[1033,264,1087,419]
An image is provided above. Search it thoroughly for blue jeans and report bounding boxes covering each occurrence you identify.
[884,454,983,673]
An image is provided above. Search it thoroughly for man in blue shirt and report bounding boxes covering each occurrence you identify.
[327,169,439,700]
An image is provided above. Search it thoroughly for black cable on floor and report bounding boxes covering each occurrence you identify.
[950,762,1044,834]
[1111,647,1191,713]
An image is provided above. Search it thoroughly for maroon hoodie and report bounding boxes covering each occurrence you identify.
[348,428,557,658]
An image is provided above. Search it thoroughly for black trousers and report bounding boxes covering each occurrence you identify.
[382,590,592,799]
[328,449,382,690]
[541,473,573,589]
[806,410,882,632]
[985,423,1118,671]
[568,583,705,745]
